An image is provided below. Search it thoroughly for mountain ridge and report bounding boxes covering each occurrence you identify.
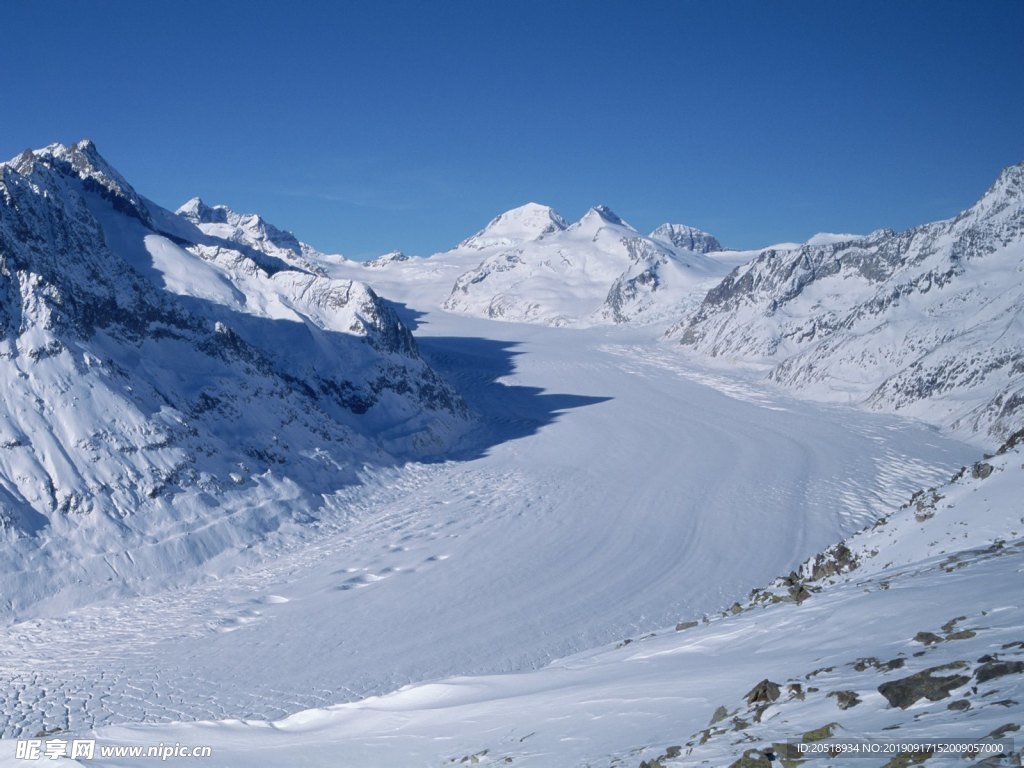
[672,160,1024,441]
[0,140,470,614]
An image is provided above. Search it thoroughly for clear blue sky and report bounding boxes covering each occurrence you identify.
[2,0,1022,258]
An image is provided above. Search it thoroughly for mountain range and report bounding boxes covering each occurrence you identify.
[0,140,1021,767]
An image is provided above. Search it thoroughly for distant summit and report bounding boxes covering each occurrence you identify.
[457,202,568,250]
[443,201,728,326]
[649,223,722,254]
[175,197,344,266]
[570,205,634,234]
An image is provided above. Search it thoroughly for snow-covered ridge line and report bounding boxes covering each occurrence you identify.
[673,161,1024,442]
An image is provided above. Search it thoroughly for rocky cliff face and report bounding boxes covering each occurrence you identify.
[649,222,723,254]
[672,162,1024,441]
[0,140,469,611]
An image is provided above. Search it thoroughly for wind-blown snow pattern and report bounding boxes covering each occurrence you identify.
[444,204,731,326]
[672,161,1024,441]
[0,140,468,614]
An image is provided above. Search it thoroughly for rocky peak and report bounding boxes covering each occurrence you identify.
[957,161,1024,224]
[9,139,152,225]
[649,223,723,253]
[176,196,226,224]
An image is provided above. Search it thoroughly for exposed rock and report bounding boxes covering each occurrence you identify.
[675,620,698,632]
[972,461,994,479]
[988,723,1020,739]
[709,705,729,725]
[913,631,944,645]
[877,663,971,708]
[789,584,812,603]
[801,723,839,742]
[947,699,970,711]
[975,660,1024,684]
[827,690,861,709]
[853,657,905,672]
[727,749,773,768]
[941,616,967,633]
[745,679,781,706]
[806,543,859,581]
[945,629,977,641]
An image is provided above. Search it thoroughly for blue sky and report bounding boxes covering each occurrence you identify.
[2,0,1022,258]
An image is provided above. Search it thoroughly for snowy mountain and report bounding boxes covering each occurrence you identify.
[1,140,1021,767]
[363,250,410,268]
[457,201,568,250]
[0,140,468,614]
[649,221,723,254]
[672,162,1024,441]
[443,204,731,326]
[176,197,346,272]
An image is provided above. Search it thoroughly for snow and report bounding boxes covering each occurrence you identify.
[0,142,1021,767]
[4,392,1016,767]
[805,231,865,246]
[457,202,568,250]
[0,309,978,748]
[439,204,734,326]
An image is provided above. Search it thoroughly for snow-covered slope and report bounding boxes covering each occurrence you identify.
[672,162,1024,441]
[443,204,731,326]
[0,140,468,615]
[67,425,1024,768]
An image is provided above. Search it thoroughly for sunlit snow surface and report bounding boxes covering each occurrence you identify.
[2,150,1020,766]
[0,307,979,753]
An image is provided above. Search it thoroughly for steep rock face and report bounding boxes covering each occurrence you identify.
[673,162,1024,440]
[444,204,729,326]
[649,222,723,254]
[0,141,469,612]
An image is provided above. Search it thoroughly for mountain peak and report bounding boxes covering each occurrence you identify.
[458,202,567,250]
[649,223,722,253]
[570,205,634,233]
[7,139,151,223]
[586,205,625,225]
[978,161,1024,207]
[177,197,230,225]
